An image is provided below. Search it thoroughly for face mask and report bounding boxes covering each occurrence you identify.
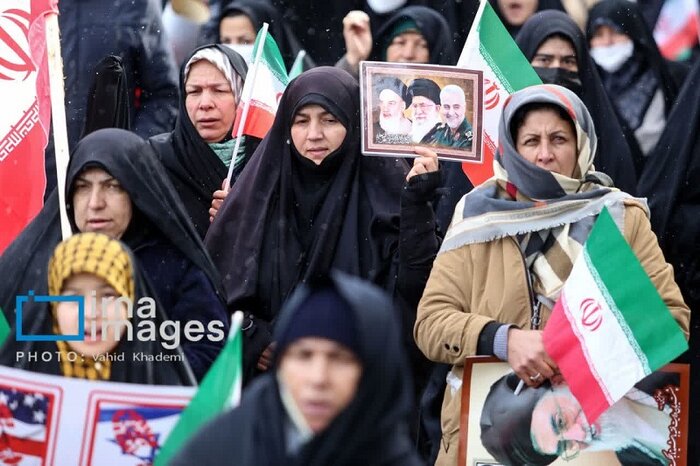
[589,41,634,73]
[533,67,583,97]
[223,43,254,65]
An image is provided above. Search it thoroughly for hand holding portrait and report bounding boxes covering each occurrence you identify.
[406,146,439,182]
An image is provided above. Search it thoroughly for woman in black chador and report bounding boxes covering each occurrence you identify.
[205,67,441,386]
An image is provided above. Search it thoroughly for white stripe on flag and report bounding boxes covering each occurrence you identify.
[561,252,650,403]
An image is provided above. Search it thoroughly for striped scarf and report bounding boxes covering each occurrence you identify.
[441,85,646,307]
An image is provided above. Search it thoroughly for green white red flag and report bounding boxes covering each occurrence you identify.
[0,0,57,253]
[230,23,289,140]
[653,0,699,61]
[456,0,540,185]
[543,208,688,424]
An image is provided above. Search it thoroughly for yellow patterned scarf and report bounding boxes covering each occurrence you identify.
[48,232,134,380]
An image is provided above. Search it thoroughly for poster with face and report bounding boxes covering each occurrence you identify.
[359,61,483,163]
[459,357,689,466]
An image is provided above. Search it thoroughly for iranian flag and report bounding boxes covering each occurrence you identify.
[154,312,244,466]
[0,0,56,253]
[456,0,540,186]
[543,208,688,424]
[230,23,289,140]
[653,0,699,61]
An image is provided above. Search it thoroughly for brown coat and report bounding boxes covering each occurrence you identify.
[414,200,690,466]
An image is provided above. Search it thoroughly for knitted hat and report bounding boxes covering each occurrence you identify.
[48,232,134,302]
[276,287,360,358]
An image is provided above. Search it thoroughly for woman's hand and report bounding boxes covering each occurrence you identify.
[507,328,559,387]
[343,10,372,67]
[406,146,439,182]
[209,179,229,223]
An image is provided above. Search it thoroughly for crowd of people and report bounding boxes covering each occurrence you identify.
[1,0,699,464]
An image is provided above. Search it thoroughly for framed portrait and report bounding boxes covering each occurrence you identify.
[459,357,690,466]
[359,61,483,163]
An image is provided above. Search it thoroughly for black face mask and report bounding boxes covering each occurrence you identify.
[533,67,583,97]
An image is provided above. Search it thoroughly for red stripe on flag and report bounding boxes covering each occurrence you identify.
[6,433,46,458]
[0,121,46,253]
[231,105,275,140]
[242,106,275,139]
[659,16,699,59]
[543,294,611,424]
[461,136,495,186]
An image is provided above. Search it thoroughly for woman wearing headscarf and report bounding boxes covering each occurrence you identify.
[209,0,314,70]
[516,10,638,194]
[1,81,133,358]
[67,128,229,381]
[414,84,690,466]
[149,44,258,239]
[637,59,700,466]
[205,67,441,386]
[0,233,196,386]
[339,5,469,236]
[0,128,227,381]
[586,0,689,169]
[489,0,565,38]
[169,271,423,466]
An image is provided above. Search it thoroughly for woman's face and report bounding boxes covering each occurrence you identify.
[72,167,132,239]
[55,273,129,357]
[589,24,632,48]
[185,60,237,143]
[532,36,578,72]
[291,104,348,164]
[278,337,362,433]
[219,13,257,45]
[515,108,578,177]
[498,0,538,26]
[386,31,430,63]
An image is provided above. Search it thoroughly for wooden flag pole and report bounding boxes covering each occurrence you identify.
[45,12,72,241]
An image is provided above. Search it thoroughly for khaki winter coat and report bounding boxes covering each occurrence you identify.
[414,200,690,466]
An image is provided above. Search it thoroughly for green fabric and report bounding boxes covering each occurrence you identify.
[0,308,9,348]
[584,208,688,369]
[209,137,246,169]
[154,320,243,465]
[381,18,420,60]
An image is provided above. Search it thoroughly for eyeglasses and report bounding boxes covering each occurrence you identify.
[552,402,582,461]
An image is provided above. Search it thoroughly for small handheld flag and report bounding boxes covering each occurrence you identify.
[543,208,688,424]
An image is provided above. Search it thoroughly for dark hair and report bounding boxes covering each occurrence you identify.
[509,102,576,143]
